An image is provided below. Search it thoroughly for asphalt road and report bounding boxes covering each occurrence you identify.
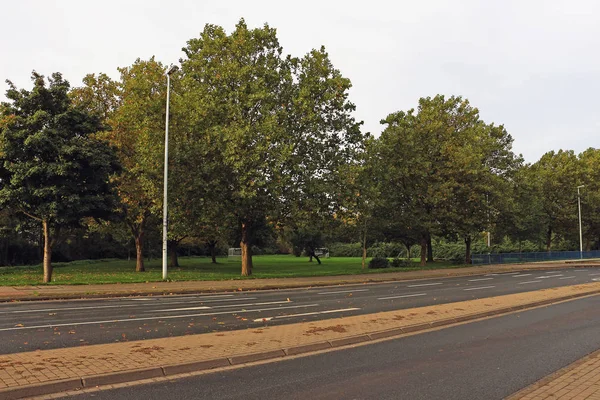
[71,294,600,400]
[0,267,598,354]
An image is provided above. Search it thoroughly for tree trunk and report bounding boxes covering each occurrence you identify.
[361,219,368,269]
[546,226,552,252]
[241,221,253,276]
[42,220,53,283]
[465,236,472,264]
[134,232,145,272]
[419,234,427,266]
[406,244,411,260]
[168,240,179,268]
[426,232,434,262]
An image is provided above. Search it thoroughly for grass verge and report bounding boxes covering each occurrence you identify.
[0,255,466,286]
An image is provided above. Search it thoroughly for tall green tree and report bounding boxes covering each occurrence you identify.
[378,96,520,264]
[180,20,363,276]
[0,72,120,282]
[105,58,167,272]
[530,150,581,251]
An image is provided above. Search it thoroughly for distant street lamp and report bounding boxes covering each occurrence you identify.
[577,185,585,259]
[162,65,178,281]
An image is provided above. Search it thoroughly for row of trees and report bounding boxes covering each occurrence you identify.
[1,19,597,281]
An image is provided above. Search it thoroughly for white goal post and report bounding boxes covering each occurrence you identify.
[314,248,330,258]
[228,248,242,258]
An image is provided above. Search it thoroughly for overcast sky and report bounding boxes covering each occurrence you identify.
[1,0,598,162]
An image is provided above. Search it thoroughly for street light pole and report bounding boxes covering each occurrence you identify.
[162,65,178,281]
[577,185,585,259]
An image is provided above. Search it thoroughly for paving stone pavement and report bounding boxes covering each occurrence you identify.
[509,347,600,400]
[1,282,600,399]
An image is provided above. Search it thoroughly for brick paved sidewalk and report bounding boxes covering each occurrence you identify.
[510,348,600,400]
[1,282,600,399]
[3,260,598,302]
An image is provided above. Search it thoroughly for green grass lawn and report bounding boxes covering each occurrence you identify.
[0,255,467,286]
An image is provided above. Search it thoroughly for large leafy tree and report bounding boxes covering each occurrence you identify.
[0,72,120,282]
[576,148,600,250]
[530,150,581,251]
[378,96,520,264]
[180,20,364,276]
[105,58,167,272]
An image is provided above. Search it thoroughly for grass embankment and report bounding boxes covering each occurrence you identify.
[0,255,465,286]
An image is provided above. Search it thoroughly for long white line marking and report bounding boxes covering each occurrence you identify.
[559,276,576,280]
[185,298,258,304]
[0,296,245,314]
[589,273,600,276]
[468,278,493,282]
[147,306,213,312]
[253,307,361,322]
[151,301,291,312]
[512,274,532,277]
[574,269,588,272]
[545,271,562,273]
[486,272,520,276]
[0,304,319,332]
[518,280,542,285]
[378,293,427,300]
[539,274,563,279]
[464,286,495,291]
[407,283,442,288]
[317,289,369,295]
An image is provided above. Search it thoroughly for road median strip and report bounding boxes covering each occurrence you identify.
[2,283,600,399]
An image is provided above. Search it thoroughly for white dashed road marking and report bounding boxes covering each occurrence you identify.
[539,275,563,279]
[518,280,542,285]
[468,278,494,282]
[317,289,369,295]
[464,286,495,291]
[254,307,361,322]
[378,293,427,300]
[0,304,320,332]
[512,274,532,277]
[407,283,442,288]
[559,276,576,280]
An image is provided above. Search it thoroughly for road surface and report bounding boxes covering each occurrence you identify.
[71,294,600,400]
[0,267,598,354]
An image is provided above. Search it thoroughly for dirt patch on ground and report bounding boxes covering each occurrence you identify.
[304,325,348,336]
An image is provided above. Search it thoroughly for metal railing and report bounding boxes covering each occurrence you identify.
[472,250,600,265]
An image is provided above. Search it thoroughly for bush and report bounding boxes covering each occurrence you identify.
[390,258,413,268]
[329,242,363,257]
[368,256,390,269]
[369,242,405,258]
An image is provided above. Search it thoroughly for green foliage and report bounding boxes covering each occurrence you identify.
[0,72,121,281]
[368,256,390,269]
[390,258,413,268]
[179,19,365,275]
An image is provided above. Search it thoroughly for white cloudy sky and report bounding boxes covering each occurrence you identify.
[1,0,599,162]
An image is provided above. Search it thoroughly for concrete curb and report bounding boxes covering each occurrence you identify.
[3,288,600,399]
[2,262,598,303]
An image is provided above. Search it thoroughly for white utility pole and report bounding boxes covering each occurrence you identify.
[162,65,178,280]
[577,185,585,259]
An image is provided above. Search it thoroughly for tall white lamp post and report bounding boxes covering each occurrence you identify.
[577,185,585,259]
[163,65,178,280]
